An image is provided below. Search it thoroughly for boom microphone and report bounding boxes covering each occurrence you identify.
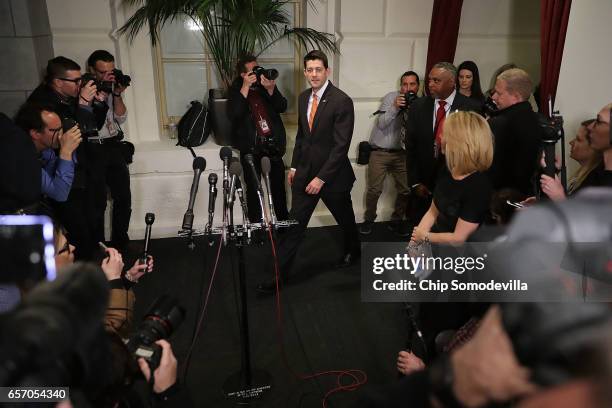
[228,161,243,207]
[260,156,277,224]
[182,156,207,230]
[244,154,262,192]
[244,154,266,224]
[220,147,233,195]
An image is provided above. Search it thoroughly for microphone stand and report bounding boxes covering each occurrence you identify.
[222,215,272,404]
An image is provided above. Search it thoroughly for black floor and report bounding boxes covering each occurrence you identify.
[131,221,411,408]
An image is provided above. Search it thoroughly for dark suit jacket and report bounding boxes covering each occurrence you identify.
[488,101,541,195]
[0,113,40,213]
[405,92,482,190]
[290,82,356,193]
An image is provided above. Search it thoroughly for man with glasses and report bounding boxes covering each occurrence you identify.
[27,56,103,259]
[14,102,81,202]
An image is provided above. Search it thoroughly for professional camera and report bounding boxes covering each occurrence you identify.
[125,295,185,370]
[252,65,279,81]
[80,72,114,94]
[81,69,131,94]
[112,68,131,88]
[61,116,98,138]
[400,91,417,110]
[538,111,564,177]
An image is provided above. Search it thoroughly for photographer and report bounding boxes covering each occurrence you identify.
[14,102,81,203]
[86,50,133,251]
[227,54,289,223]
[359,71,419,236]
[28,56,106,260]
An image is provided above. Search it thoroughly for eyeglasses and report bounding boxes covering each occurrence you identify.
[57,240,71,256]
[49,126,62,136]
[58,77,82,84]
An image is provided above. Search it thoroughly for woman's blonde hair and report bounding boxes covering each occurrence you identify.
[443,111,493,175]
[568,119,602,194]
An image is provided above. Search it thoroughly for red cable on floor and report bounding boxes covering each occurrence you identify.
[182,234,223,379]
[265,226,368,408]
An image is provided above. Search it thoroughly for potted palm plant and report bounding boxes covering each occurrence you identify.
[119,0,338,145]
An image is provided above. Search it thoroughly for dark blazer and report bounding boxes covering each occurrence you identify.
[488,101,541,195]
[227,77,287,156]
[405,92,482,189]
[0,113,40,213]
[290,82,356,193]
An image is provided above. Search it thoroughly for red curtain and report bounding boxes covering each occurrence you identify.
[540,0,572,116]
[424,0,464,92]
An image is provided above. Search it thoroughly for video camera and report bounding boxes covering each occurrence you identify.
[251,65,279,81]
[125,295,185,370]
[538,110,564,177]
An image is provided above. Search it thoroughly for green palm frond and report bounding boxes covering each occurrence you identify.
[119,0,339,88]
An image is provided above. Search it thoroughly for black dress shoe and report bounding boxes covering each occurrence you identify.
[333,251,361,269]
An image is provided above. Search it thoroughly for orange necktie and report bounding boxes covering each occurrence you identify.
[308,94,318,130]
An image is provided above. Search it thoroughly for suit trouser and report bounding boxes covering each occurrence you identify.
[364,150,410,222]
[277,186,360,274]
[88,142,132,248]
[241,153,289,223]
[53,187,96,260]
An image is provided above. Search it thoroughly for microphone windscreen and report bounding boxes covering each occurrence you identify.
[193,156,207,171]
[145,212,155,224]
[229,161,243,177]
[261,156,271,175]
[220,146,233,161]
[208,173,218,184]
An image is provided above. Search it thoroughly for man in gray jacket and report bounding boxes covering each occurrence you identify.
[360,71,420,236]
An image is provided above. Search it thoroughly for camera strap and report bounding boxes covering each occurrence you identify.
[246,88,273,139]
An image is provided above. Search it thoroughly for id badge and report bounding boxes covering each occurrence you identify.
[258,118,271,135]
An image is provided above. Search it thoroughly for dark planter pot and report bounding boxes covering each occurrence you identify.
[208,88,232,146]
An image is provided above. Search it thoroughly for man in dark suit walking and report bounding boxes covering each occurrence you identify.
[257,50,360,292]
[405,62,482,224]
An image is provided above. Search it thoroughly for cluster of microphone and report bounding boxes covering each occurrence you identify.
[180,146,280,244]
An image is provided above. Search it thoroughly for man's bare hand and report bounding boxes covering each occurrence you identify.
[395,94,406,109]
[79,81,97,106]
[240,71,258,97]
[260,76,276,95]
[305,177,324,195]
[59,125,82,160]
[288,169,296,186]
[138,340,178,393]
[397,350,426,375]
